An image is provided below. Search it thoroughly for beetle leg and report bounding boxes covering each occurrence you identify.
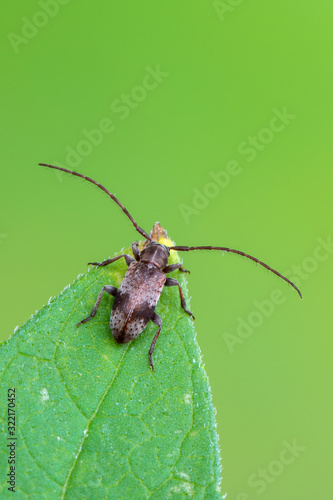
[88,254,134,267]
[149,312,162,372]
[163,263,190,274]
[131,242,141,261]
[77,285,117,326]
[165,277,195,319]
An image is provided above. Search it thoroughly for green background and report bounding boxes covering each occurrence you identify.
[1,1,332,499]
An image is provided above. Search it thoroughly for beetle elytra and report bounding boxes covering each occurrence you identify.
[39,163,302,371]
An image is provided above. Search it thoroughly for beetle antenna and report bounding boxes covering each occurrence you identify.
[170,245,302,298]
[39,163,152,241]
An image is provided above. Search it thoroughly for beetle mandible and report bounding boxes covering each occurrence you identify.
[39,163,302,371]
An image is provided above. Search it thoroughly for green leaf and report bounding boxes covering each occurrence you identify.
[0,236,222,499]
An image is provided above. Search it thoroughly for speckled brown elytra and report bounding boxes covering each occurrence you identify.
[39,163,302,371]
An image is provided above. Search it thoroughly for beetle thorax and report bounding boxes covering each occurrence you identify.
[139,242,169,269]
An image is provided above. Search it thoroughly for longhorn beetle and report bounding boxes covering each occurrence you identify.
[39,163,302,371]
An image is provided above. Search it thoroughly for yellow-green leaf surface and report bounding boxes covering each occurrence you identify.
[0,237,222,499]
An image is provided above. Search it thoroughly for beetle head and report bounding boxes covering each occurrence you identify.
[140,242,170,269]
